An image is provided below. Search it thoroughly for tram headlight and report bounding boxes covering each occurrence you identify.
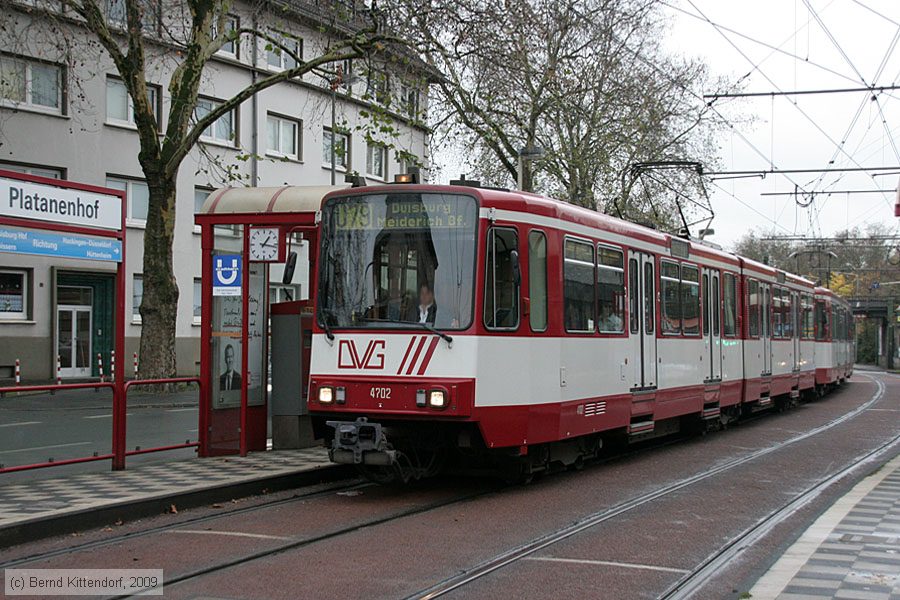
[428,389,447,409]
[319,386,334,404]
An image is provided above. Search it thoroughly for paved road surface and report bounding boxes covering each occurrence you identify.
[0,386,201,483]
[1,371,897,599]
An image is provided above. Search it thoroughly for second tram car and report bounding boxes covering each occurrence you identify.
[308,181,854,481]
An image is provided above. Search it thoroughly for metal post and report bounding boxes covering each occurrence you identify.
[240,228,250,456]
[97,353,104,382]
[330,85,336,186]
[133,352,138,379]
[15,359,20,387]
[111,191,127,471]
[517,154,524,191]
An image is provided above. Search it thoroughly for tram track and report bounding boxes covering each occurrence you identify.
[2,377,884,600]
[404,375,888,600]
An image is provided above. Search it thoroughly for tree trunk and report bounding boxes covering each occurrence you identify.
[137,173,179,380]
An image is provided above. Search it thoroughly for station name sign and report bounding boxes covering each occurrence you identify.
[1,177,123,231]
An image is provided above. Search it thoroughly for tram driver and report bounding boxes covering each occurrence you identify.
[407,281,438,325]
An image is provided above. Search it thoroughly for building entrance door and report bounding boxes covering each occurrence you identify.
[57,286,93,378]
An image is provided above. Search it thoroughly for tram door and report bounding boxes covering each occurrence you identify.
[761,283,773,375]
[702,269,722,382]
[628,251,657,390]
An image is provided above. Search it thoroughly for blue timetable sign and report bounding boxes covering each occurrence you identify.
[0,226,122,262]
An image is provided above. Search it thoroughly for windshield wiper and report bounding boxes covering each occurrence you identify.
[318,308,336,341]
[355,317,453,345]
[413,321,453,345]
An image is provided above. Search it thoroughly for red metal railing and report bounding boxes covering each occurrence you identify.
[0,377,204,475]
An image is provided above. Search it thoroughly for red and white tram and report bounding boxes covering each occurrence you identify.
[308,181,854,481]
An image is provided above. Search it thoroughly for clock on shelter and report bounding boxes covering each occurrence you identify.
[248,226,284,262]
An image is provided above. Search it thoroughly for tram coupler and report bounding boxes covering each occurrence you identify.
[326,417,397,466]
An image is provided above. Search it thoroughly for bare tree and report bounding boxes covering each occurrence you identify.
[0,0,410,379]
[403,0,723,223]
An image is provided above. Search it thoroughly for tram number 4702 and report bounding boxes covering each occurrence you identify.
[370,387,392,399]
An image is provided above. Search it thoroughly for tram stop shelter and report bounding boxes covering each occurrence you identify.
[195,185,350,457]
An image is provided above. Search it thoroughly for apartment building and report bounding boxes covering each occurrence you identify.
[0,0,432,379]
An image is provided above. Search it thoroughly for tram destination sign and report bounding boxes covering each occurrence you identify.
[332,197,473,231]
[1,177,122,231]
[0,225,122,262]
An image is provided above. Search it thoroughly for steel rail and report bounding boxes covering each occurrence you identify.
[661,386,897,599]
[0,479,370,570]
[405,376,886,600]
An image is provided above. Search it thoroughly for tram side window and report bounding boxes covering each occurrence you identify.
[801,294,814,339]
[713,275,720,336]
[814,300,828,340]
[748,280,760,337]
[772,287,785,338]
[564,239,595,333]
[702,273,709,336]
[660,261,681,335]
[644,261,655,334]
[484,227,519,329]
[681,265,700,335]
[598,246,624,333]
[528,231,548,332]
[723,273,737,337]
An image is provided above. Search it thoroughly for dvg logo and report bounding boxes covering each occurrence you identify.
[338,339,386,370]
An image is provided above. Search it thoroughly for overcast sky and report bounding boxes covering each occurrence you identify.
[664,0,900,248]
[433,1,900,250]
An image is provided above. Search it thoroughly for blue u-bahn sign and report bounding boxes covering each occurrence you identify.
[0,225,122,262]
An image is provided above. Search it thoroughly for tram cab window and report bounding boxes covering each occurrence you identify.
[681,265,700,335]
[660,261,681,334]
[564,239,595,333]
[723,273,737,337]
[597,246,624,333]
[484,227,519,329]
[528,231,548,332]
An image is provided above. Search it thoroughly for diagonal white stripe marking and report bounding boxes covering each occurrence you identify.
[0,421,41,428]
[168,529,292,541]
[526,556,690,574]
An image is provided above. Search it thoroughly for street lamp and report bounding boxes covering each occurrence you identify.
[517,146,544,192]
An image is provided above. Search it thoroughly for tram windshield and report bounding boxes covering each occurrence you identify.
[318,192,478,330]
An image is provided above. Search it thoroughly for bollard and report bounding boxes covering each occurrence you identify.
[110,350,116,383]
[97,352,105,383]
[133,352,138,379]
[15,359,20,386]
[56,355,61,385]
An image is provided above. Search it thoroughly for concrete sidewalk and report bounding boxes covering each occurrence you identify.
[0,448,345,547]
[750,453,900,599]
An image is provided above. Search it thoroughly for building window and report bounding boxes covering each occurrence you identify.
[366,142,386,180]
[0,55,62,113]
[194,187,211,215]
[0,269,28,320]
[483,228,519,330]
[106,176,150,222]
[401,84,419,118]
[597,246,624,333]
[322,128,349,170]
[366,70,390,104]
[0,161,63,179]
[723,272,737,337]
[193,278,202,324]
[196,97,236,145]
[105,77,159,126]
[528,231,547,332]
[266,114,299,159]
[132,274,143,322]
[213,14,239,57]
[105,0,159,32]
[267,35,301,71]
[564,238,595,333]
